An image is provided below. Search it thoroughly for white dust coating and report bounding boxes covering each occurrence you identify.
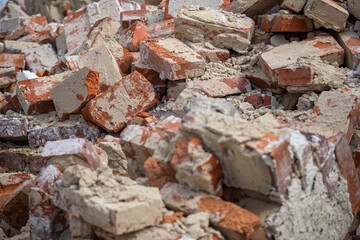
[54,165,164,235]
[265,172,353,240]
[77,45,122,90]
[167,0,224,18]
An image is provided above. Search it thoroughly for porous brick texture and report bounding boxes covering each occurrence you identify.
[2,0,360,239]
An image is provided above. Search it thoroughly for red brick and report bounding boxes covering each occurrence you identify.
[82,71,158,132]
[278,66,314,87]
[257,14,313,32]
[337,31,360,70]
[118,21,148,52]
[29,154,49,174]
[0,95,22,114]
[140,38,206,80]
[156,115,182,138]
[147,19,175,39]
[28,125,100,147]
[52,67,99,121]
[117,47,136,74]
[42,138,107,171]
[0,151,26,171]
[0,53,24,69]
[0,118,27,140]
[0,173,31,205]
[245,94,273,108]
[144,157,178,189]
[259,35,344,83]
[0,180,34,232]
[120,9,149,28]
[329,133,360,214]
[161,183,267,240]
[120,125,167,176]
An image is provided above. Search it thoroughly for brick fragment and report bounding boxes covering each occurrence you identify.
[348,0,360,20]
[187,76,251,98]
[244,66,282,93]
[0,118,27,140]
[0,172,31,205]
[281,0,307,13]
[147,19,175,39]
[49,55,79,75]
[0,151,26,171]
[140,38,205,80]
[224,0,280,18]
[77,45,122,92]
[259,35,344,83]
[170,136,223,195]
[118,21,148,52]
[127,112,157,127]
[161,183,267,240]
[82,71,158,132]
[304,0,349,32]
[337,31,360,70]
[175,7,254,53]
[0,180,34,233]
[97,136,128,174]
[0,17,21,34]
[54,165,164,235]
[28,124,100,147]
[42,138,108,171]
[23,44,58,74]
[0,53,24,69]
[310,90,360,142]
[156,115,182,138]
[164,0,230,19]
[52,67,99,121]
[144,157,178,189]
[120,125,167,176]
[120,9,149,28]
[329,133,360,214]
[245,94,273,108]
[186,41,230,63]
[4,40,40,53]
[257,14,313,32]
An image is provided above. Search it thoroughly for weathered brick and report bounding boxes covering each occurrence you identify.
[175,7,254,53]
[23,44,58,73]
[329,133,360,214]
[310,90,360,142]
[224,0,280,18]
[118,21,148,52]
[0,118,27,140]
[77,45,122,92]
[156,115,182,138]
[259,35,344,83]
[144,157,178,189]
[186,41,230,63]
[147,19,175,39]
[348,0,360,20]
[245,94,273,108]
[49,55,79,75]
[52,67,99,121]
[161,183,267,240]
[4,40,40,54]
[82,71,158,132]
[257,14,313,32]
[337,31,360,70]
[164,0,230,19]
[0,151,26,171]
[0,53,24,69]
[0,172,31,205]
[281,0,307,13]
[28,124,100,147]
[187,76,251,97]
[140,38,206,80]
[120,125,167,176]
[304,0,349,32]
[42,138,108,171]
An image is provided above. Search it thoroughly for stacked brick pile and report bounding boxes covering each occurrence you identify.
[0,0,360,239]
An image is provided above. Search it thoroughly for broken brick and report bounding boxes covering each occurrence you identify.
[304,0,349,32]
[257,14,313,32]
[0,172,31,205]
[118,21,148,52]
[41,138,107,171]
[120,125,167,176]
[0,118,27,140]
[186,41,230,63]
[224,0,280,18]
[281,0,307,13]
[82,71,158,132]
[144,157,178,188]
[156,115,182,138]
[51,67,99,121]
[140,38,206,80]
[337,31,360,70]
[0,53,24,69]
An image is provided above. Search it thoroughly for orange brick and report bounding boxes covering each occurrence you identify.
[257,14,313,32]
[329,133,360,214]
[144,157,178,189]
[82,71,158,132]
[140,38,205,80]
[0,53,24,69]
[161,183,267,240]
[51,67,99,121]
[118,21,148,52]
[259,35,344,83]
